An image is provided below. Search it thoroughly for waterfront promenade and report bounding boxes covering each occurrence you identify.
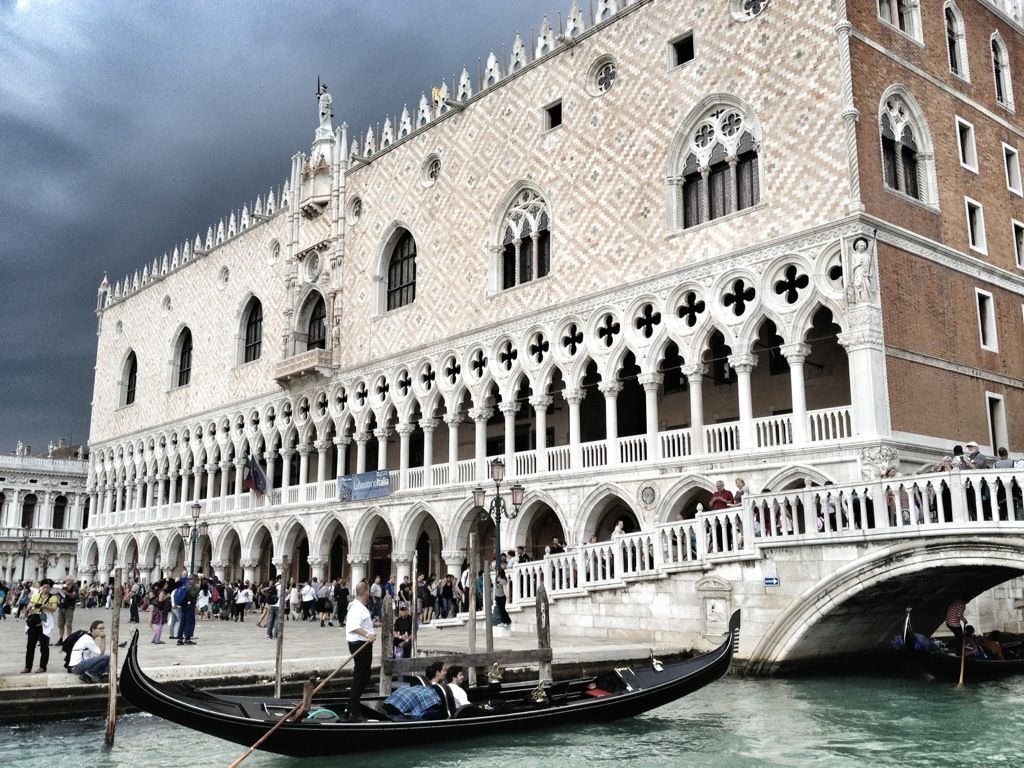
[0,605,681,693]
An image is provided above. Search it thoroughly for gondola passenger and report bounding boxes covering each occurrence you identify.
[382,662,446,719]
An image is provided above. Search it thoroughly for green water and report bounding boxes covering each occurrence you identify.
[4,675,1023,767]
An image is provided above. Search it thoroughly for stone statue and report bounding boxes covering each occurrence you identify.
[317,84,332,132]
[848,235,876,304]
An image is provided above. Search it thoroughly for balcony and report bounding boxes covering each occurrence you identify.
[0,527,77,542]
[273,348,334,383]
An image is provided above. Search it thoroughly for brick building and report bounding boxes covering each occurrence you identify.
[79,1,1024,595]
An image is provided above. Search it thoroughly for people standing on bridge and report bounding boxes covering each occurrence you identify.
[946,597,968,647]
[733,478,747,506]
[965,441,988,470]
[710,480,734,510]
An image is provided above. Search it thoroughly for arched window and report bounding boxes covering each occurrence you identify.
[878,1,921,40]
[243,298,263,363]
[22,493,37,529]
[879,89,936,206]
[500,189,551,290]
[676,106,761,230]
[386,231,417,310]
[945,5,968,79]
[307,295,326,350]
[122,351,138,406]
[52,495,67,530]
[176,328,193,387]
[992,35,1014,109]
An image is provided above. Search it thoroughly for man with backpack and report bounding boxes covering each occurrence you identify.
[176,576,199,646]
[68,620,110,683]
[55,578,79,645]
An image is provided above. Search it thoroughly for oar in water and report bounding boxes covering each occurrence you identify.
[226,639,374,768]
[957,621,967,688]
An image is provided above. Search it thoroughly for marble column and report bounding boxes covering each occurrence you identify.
[205,463,217,500]
[307,556,328,583]
[392,551,413,585]
[499,401,519,477]
[220,460,232,497]
[297,445,311,487]
[728,353,758,450]
[334,436,350,477]
[354,432,368,474]
[192,467,203,502]
[242,558,258,585]
[233,458,246,495]
[316,440,330,485]
[396,423,414,489]
[374,428,390,470]
[442,550,465,578]
[839,322,890,438]
[780,342,811,445]
[529,395,552,474]
[564,388,585,470]
[682,363,707,456]
[598,381,623,466]
[280,449,294,488]
[469,407,493,482]
[638,373,663,461]
[263,450,276,494]
[348,553,369,587]
[445,414,462,483]
[420,418,439,488]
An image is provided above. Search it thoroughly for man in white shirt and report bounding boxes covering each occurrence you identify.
[300,581,316,621]
[445,665,469,708]
[344,581,376,721]
[71,620,109,683]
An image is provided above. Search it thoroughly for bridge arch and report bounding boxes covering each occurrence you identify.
[746,537,1024,674]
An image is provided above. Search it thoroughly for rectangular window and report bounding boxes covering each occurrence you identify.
[976,288,999,351]
[671,33,695,68]
[987,393,1008,456]
[956,117,978,172]
[544,100,562,131]
[965,197,987,253]
[1004,143,1022,194]
[882,136,898,189]
[1014,220,1024,268]
[708,164,729,219]
[682,175,702,229]
[736,152,760,209]
[878,0,894,25]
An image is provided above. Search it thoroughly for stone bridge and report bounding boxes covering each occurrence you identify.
[504,468,1024,674]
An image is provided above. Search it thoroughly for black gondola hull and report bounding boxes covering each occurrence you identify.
[120,611,740,757]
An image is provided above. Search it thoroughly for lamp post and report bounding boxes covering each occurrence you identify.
[471,458,525,624]
[19,528,31,582]
[179,501,208,577]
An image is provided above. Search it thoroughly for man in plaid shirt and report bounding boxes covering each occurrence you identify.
[382,662,447,719]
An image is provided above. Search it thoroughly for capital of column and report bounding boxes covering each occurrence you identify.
[391,551,414,566]
[192,467,203,477]
[837,328,885,353]
[347,552,370,565]
[598,381,624,397]
[220,460,232,470]
[443,413,464,427]
[727,353,758,374]
[353,432,369,445]
[138,561,154,572]
[528,395,553,411]
[240,559,258,569]
[333,436,352,447]
[204,462,217,472]
[498,401,520,416]
[373,427,391,441]
[441,549,465,563]
[209,559,226,571]
[262,449,276,461]
[306,556,326,567]
[296,445,311,457]
[563,388,586,406]
[233,458,246,469]
[637,373,664,391]
[779,342,811,363]
[468,407,494,423]
[418,417,440,432]
[314,440,331,452]
[166,470,178,480]
[395,423,416,436]
[279,448,295,459]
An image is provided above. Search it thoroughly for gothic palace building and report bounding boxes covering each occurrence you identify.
[81,1,1024,589]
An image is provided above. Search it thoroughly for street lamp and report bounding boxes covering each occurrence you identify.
[179,501,208,577]
[471,458,525,624]
[19,528,31,582]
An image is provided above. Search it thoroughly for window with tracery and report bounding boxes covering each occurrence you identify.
[243,298,263,363]
[678,108,760,230]
[176,328,192,387]
[307,295,326,350]
[879,93,931,203]
[386,231,417,310]
[501,189,551,289]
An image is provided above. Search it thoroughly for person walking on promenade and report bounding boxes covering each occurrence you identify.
[265,578,280,639]
[345,581,376,722]
[176,576,198,646]
[55,578,79,646]
[334,579,349,628]
[23,579,58,673]
[369,576,383,622]
[151,583,170,644]
[494,568,512,628]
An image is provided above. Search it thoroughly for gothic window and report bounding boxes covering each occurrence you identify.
[992,35,1014,109]
[500,188,551,290]
[176,328,193,387]
[243,298,263,363]
[123,351,138,406]
[386,230,417,310]
[945,5,968,79]
[878,90,935,206]
[675,105,761,230]
[307,295,326,350]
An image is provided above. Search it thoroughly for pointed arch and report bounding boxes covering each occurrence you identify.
[659,475,717,524]
[119,348,138,406]
[760,464,836,493]
[878,85,938,206]
[944,2,969,81]
[576,482,642,543]
[991,31,1014,109]
[238,293,264,364]
[490,181,552,293]
[372,221,418,315]
[351,507,394,553]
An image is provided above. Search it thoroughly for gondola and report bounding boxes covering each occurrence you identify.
[119,610,740,757]
[900,612,1024,682]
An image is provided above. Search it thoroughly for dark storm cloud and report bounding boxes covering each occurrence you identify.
[0,0,560,453]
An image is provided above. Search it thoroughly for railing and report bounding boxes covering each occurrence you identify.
[808,406,852,442]
[618,435,647,464]
[515,450,537,477]
[660,428,692,460]
[406,468,424,490]
[580,440,606,469]
[0,527,77,540]
[456,459,476,484]
[754,414,792,448]
[548,446,571,472]
[704,423,739,454]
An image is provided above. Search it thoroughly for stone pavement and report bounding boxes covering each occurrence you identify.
[0,606,683,692]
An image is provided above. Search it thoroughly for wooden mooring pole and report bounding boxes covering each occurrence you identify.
[274,556,289,699]
[379,594,395,695]
[105,567,123,746]
[536,584,552,683]
[467,532,478,686]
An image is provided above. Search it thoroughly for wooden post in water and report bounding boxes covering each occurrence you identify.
[274,556,289,699]
[379,594,395,695]
[105,567,122,746]
[483,554,494,653]
[411,551,419,658]
[536,584,552,683]
[467,532,478,687]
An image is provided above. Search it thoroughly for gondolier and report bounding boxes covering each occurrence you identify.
[344,581,377,722]
[946,597,968,646]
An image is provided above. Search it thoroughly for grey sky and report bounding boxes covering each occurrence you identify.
[0,0,560,454]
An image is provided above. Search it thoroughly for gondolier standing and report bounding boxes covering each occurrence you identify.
[946,597,967,646]
[344,581,376,722]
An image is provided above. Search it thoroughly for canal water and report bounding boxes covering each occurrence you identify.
[3,674,1023,767]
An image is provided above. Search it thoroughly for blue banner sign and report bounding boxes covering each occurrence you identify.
[764,577,780,587]
[338,470,392,501]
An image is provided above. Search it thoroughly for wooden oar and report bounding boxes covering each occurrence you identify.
[226,638,374,768]
[957,621,967,688]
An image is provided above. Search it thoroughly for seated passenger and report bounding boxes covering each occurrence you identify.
[382,662,446,719]
[963,626,996,660]
[445,665,469,708]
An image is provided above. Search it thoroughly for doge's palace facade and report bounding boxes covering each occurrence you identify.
[80,1,1024,591]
